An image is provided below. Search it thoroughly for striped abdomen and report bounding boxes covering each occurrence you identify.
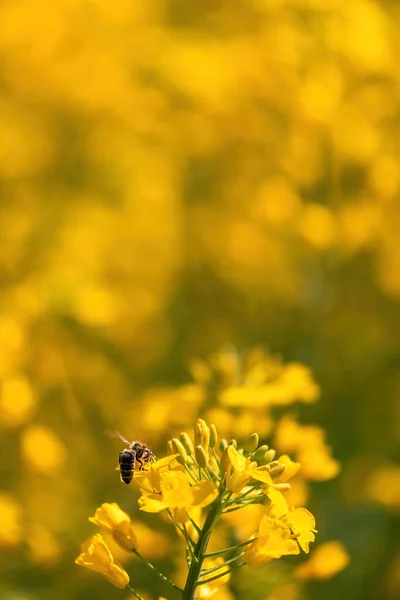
[119,449,135,484]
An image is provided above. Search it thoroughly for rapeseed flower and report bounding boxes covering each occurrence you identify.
[138,469,218,524]
[89,503,137,552]
[225,445,272,493]
[75,533,129,589]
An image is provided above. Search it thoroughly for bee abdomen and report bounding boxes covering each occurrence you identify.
[119,450,135,484]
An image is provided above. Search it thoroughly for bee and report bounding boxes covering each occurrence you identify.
[109,431,156,485]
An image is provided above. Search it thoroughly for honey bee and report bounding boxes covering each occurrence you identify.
[109,431,156,484]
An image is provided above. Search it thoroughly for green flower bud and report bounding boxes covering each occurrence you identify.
[268,460,279,469]
[244,433,259,454]
[195,423,203,448]
[220,446,230,473]
[269,464,286,479]
[219,439,228,452]
[252,444,269,463]
[167,440,175,455]
[228,439,237,449]
[195,445,208,468]
[194,419,210,453]
[209,424,218,448]
[172,438,188,463]
[180,432,194,455]
[264,449,276,464]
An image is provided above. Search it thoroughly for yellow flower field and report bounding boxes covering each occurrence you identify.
[0,1,399,599]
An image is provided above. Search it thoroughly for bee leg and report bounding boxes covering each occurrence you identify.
[136,458,144,471]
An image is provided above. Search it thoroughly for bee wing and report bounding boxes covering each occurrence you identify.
[106,430,131,446]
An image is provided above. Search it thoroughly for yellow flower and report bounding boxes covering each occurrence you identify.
[75,533,129,589]
[225,446,272,493]
[89,503,137,552]
[295,541,350,580]
[267,488,317,553]
[134,454,181,494]
[138,470,218,524]
[244,516,300,566]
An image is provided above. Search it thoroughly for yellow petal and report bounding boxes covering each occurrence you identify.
[285,508,317,553]
[266,488,289,519]
[191,480,219,507]
[138,494,167,513]
[245,517,299,566]
[89,503,130,531]
[160,471,193,508]
[75,534,129,589]
[227,445,247,470]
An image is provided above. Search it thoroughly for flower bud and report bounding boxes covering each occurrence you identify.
[219,439,228,452]
[195,423,203,447]
[197,418,210,453]
[244,433,259,454]
[209,424,218,448]
[269,464,286,479]
[272,483,291,492]
[228,439,237,449]
[195,445,208,468]
[172,438,188,463]
[167,440,175,455]
[180,432,194,455]
[264,449,276,464]
[268,460,279,469]
[219,446,230,473]
[252,445,269,463]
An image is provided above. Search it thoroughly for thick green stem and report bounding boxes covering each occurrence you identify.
[182,500,222,600]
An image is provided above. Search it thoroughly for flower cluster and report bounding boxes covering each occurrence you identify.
[76,419,321,599]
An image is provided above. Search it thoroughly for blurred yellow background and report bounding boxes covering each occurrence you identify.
[0,0,399,599]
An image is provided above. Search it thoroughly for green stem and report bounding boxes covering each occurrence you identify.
[182,498,222,600]
[167,510,196,549]
[224,484,262,507]
[127,584,145,600]
[205,538,255,557]
[200,552,244,575]
[188,513,201,535]
[196,565,244,587]
[184,463,198,483]
[132,549,183,593]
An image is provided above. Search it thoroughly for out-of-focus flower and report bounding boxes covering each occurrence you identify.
[220,362,320,408]
[89,503,137,552]
[0,376,36,428]
[75,533,129,589]
[26,524,61,565]
[21,425,67,474]
[295,540,350,580]
[366,464,400,511]
[274,416,340,481]
[0,493,21,547]
[132,522,169,560]
[138,470,218,524]
[197,557,231,598]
